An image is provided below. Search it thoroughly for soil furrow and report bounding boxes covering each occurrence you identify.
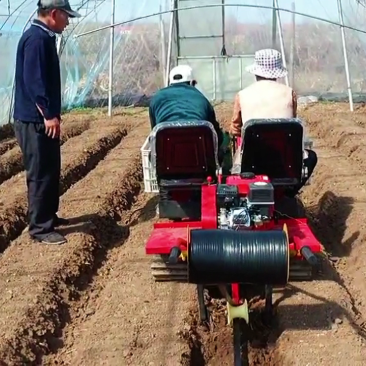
[0,123,14,141]
[2,102,366,366]
[176,103,366,365]
[302,104,366,170]
[0,123,132,253]
[0,121,90,185]
[245,105,366,365]
[300,104,366,319]
[182,264,366,364]
[40,123,196,366]
[47,191,196,366]
[301,143,366,318]
[0,138,17,156]
[0,121,149,364]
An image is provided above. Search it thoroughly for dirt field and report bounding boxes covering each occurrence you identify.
[0,102,366,365]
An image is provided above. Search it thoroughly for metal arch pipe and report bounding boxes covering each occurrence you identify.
[337,0,354,112]
[108,0,116,117]
[274,0,289,86]
[165,0,175,86]
[59,0,108,55]
[73,3,366,38]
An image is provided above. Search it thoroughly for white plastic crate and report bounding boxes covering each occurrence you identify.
[141,135,159,193]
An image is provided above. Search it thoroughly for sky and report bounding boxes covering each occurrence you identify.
[0,0,365,33]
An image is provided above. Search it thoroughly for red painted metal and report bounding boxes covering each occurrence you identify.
[145,175,321,256]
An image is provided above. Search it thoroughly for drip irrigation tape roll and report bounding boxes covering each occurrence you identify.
[188,229,289,285]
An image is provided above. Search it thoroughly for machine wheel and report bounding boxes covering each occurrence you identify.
[197,284,209,323]
[233,318,249,366]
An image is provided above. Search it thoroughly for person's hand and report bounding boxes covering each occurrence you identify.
[230,124,241,136]
[44,117,60,138]
[36,104,61,138]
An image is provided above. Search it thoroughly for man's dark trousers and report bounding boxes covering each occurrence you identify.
[14,120,61,239]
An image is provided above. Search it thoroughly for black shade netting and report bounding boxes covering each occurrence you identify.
[188,229,289,285]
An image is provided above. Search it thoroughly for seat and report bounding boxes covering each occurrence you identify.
[150,121,219,219]
[240,118,304,187]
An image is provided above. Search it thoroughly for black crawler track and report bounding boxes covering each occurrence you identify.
[150,255,317,282]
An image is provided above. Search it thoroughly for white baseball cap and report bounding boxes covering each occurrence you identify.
[169,65,195,84]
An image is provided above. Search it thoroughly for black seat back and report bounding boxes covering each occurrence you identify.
[241,118,304,185]
[153,121,218,182]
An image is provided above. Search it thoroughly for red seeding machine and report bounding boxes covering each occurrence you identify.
[141,118,323,365]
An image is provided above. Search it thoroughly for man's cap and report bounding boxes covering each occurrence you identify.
[37,0,81,18]
[169,65,195,84]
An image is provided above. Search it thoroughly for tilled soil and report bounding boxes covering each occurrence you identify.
[182,102,366,365]
[0,119,133,252]
[0,123,15,141]
[0,139,18,156]
[0,103,366,365]
[0,120,90,185]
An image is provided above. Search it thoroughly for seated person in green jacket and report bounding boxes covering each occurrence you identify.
[149,64,224,149]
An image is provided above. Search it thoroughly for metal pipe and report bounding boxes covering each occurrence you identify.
[239,57,243,89]
[108,0,115,117]
[56,35,63,55]
[274,0,289,86]
[221,0,225,51]
[337,0,354,111]
[73,4,366,39]
[175,0,180,57]
[272,0,277,48]
[165,0,175,86]
[290,2,295,88]
[213,59,217,101]
[177,55,254,59]
[179,35,223,39]
[159,3,167,85]
[0,0,33,31]
[61,0,106,49]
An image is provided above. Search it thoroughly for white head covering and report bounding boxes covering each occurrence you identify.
[169,65,195,84]
[246,49,287,79]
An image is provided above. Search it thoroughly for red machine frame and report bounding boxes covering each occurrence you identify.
[146,175,322,301]
[144,119,323,364]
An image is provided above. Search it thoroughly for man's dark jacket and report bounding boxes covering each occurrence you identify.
[13,19,61,123]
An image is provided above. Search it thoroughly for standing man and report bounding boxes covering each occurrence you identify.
[13,0,80,245]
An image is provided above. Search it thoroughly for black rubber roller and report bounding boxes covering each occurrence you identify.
[188,229,289,286]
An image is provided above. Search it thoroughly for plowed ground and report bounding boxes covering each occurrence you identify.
[0,102,365,366]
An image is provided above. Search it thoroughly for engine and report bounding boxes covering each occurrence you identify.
[216,180,274,230]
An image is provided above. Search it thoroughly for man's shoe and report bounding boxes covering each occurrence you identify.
[23,217,69,234]
[55,217,70,226]
[33,232,67,245]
